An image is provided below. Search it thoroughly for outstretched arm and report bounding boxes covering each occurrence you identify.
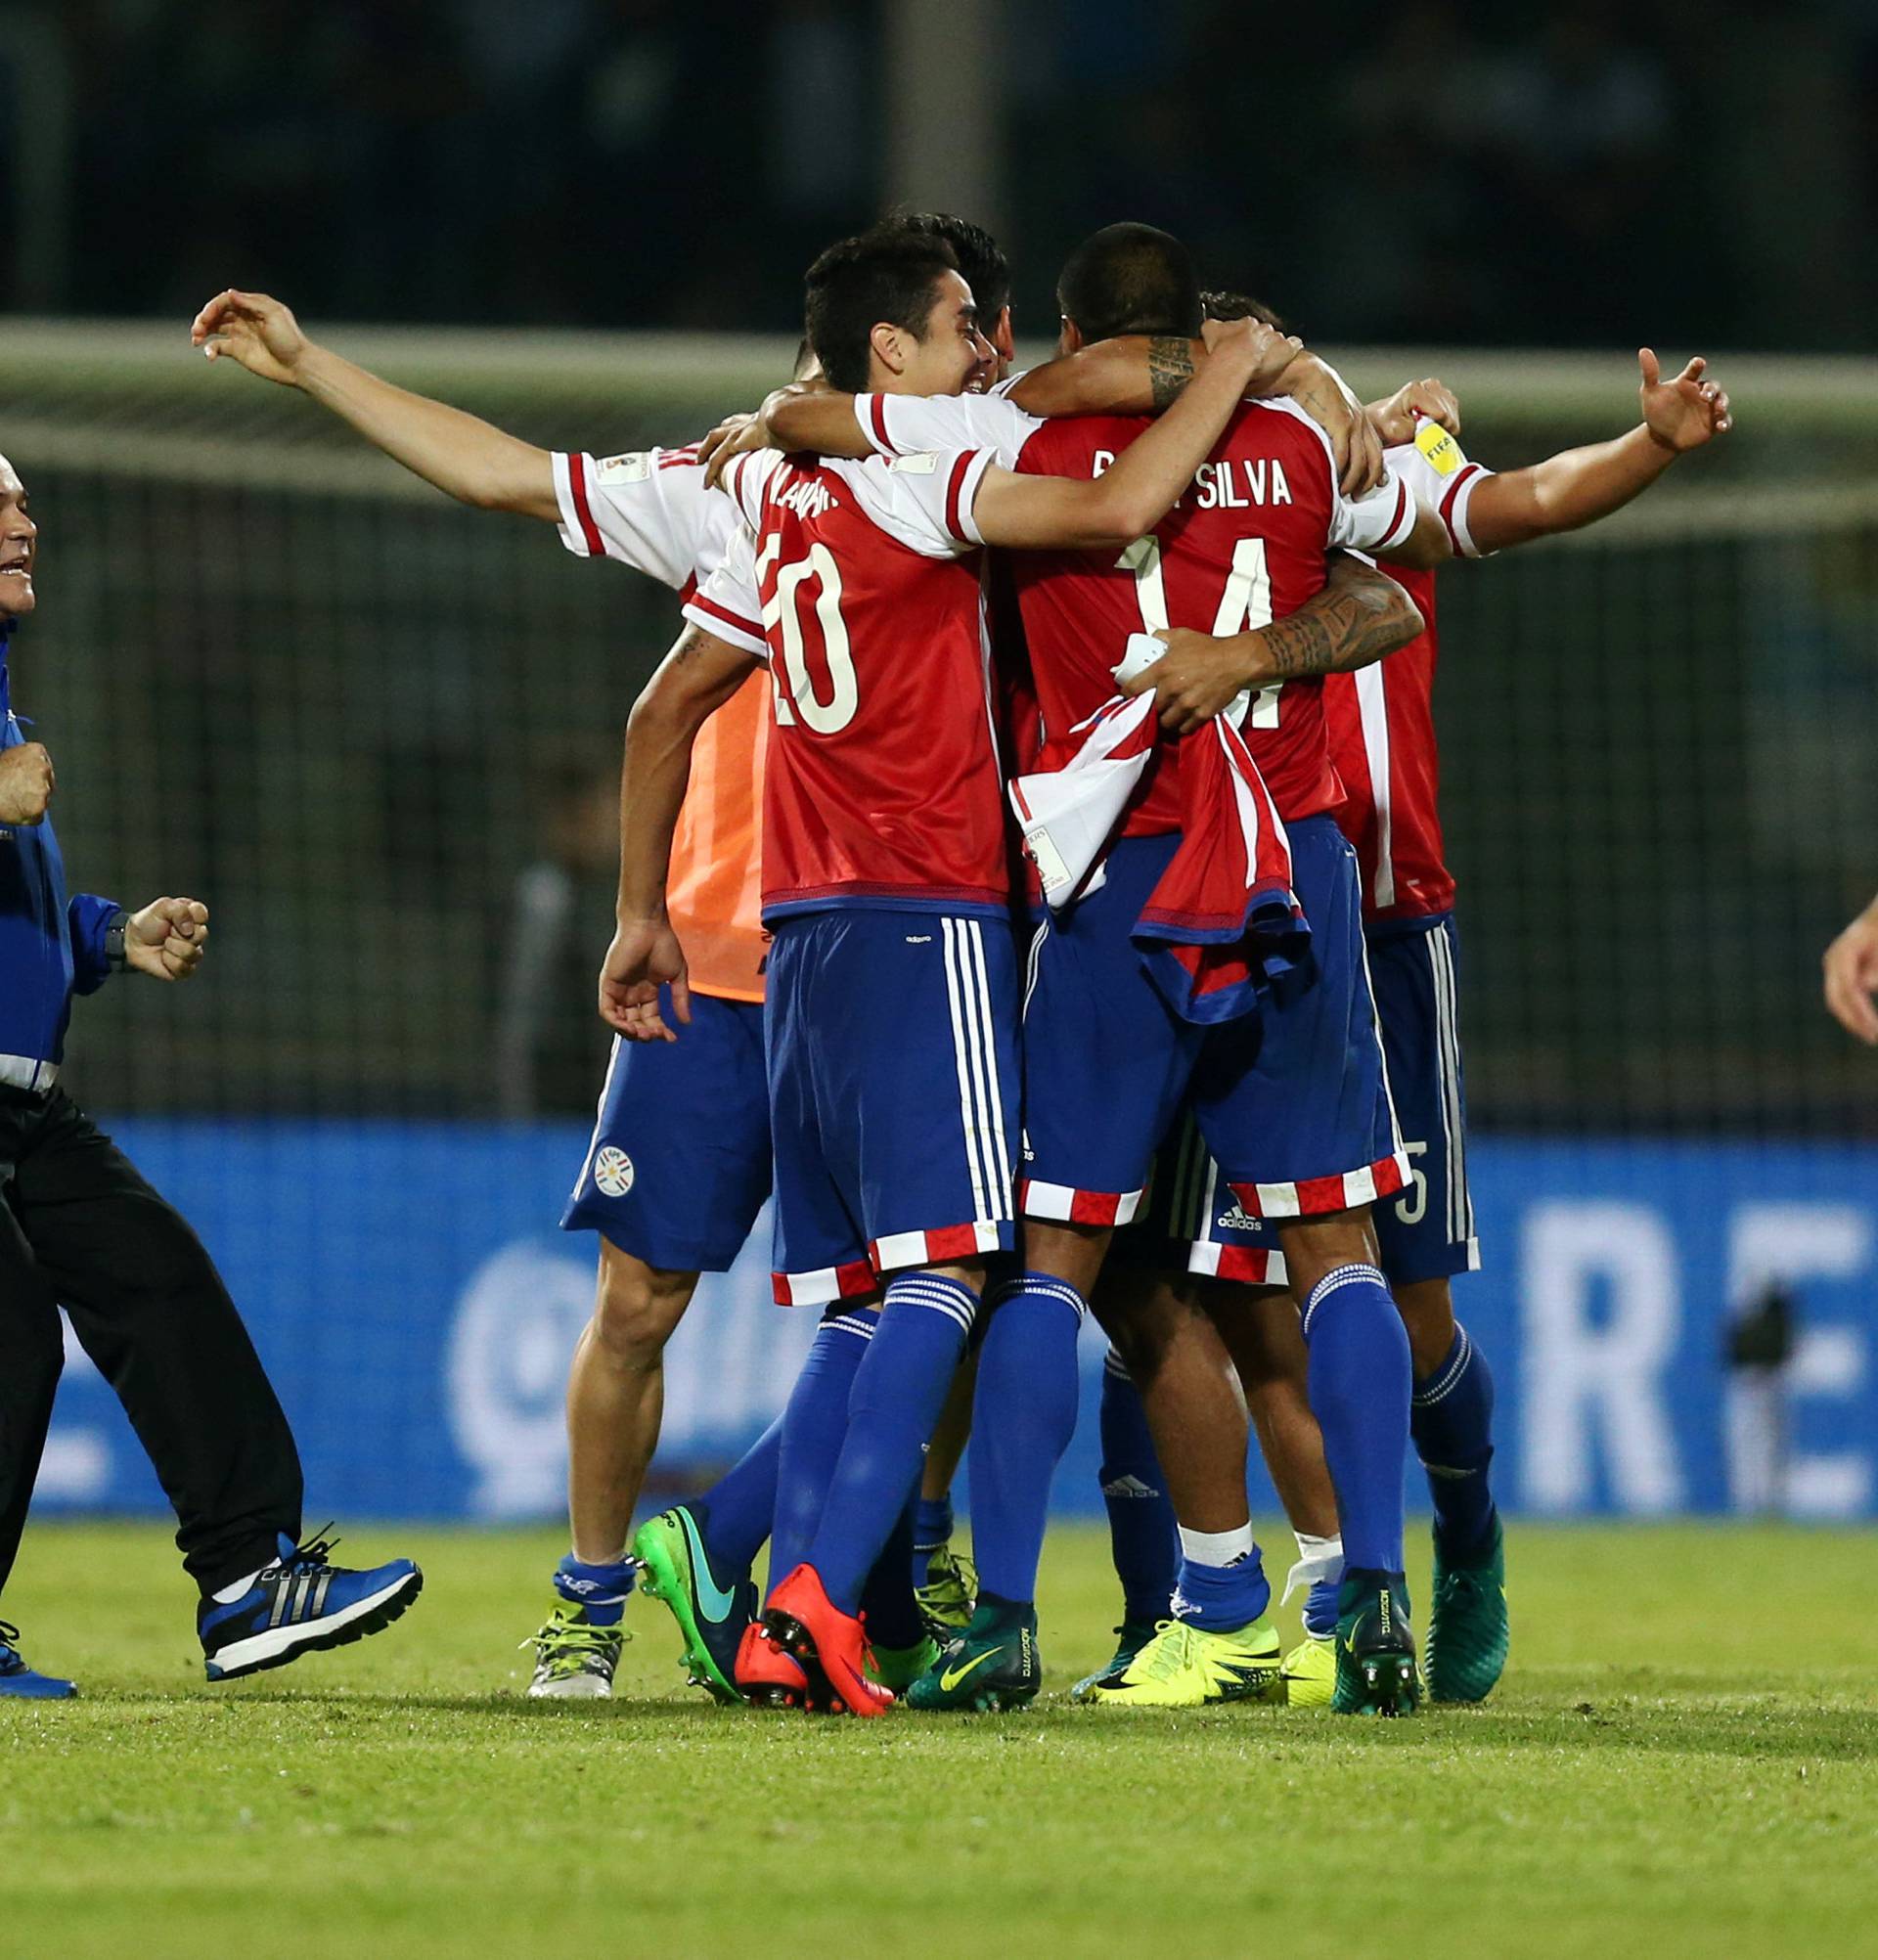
[1119,556,1426,734]
[192,290,559,520]
[971,318,1301,551]
[1466,349,1732,554]
[602,624,758,1043]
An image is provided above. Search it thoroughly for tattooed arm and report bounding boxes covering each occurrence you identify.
[1116,556,1424,735]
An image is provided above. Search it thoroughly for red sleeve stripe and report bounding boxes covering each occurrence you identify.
[1387,476,1412,546]
[1438,463,1484,553]
[687,590,764,642]
[564,453,605,557]
[945,450,980,543]
[869,394,898,456]
[679,573,699,603]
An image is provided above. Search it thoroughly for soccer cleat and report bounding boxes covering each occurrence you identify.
[868,1634,943,1693]
[523,1603,626,1699]
[1070,1619,1160,1703]
[1088,1616,1281,1709]
[915,1542,978,1638]
[1330,1572,1420,1716]
[735,1619,812,1708]
[0,1622,75,1700]
[198,1529,422,1682]
[633,1506,758,1706]
[1425,1516,1508,1704]
[1278,1630,1336,1709]
[905,1601,1042,1712]
[759,1564,893,1716]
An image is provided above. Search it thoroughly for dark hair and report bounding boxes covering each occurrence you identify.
[1202,289,1287,332]
[791,335,818,381]
[804,225,961,393]
[894,210,1010,322]
[1055,222,1202,343]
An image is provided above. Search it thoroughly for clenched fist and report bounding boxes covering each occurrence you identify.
[0,740,54,825]
[126,897,209,981]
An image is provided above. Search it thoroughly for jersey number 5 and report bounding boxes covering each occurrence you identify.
[1119,535,1280,729]
[756,534,859,735]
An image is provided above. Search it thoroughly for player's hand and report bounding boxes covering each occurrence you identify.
[1822,901,1878,1045]
[600,916,692,1042]
[1639,348,1732,452]
[125,897,209,981]
[697,411,759,489]
[191,290,310,385]
[1117,628,1254,735]
[1202,314,1305,395]
[1367,378,1461,447]
[0,741,55,825]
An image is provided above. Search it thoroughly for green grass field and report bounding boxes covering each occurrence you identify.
[5,1520,1875,1958]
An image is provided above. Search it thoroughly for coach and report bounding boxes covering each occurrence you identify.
[0,452,419,1697]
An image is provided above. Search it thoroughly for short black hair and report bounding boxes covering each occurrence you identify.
[804,225,961,394]
[1202,289,1286,332]
[791,335,818,380]
[894,210,1010,322]
[1056,222,1202,343]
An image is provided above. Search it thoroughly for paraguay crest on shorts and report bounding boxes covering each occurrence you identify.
[593,1146,635,1198]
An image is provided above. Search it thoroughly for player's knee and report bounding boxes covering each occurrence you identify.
[1394,1277,1455,1377]
[592,1248,696,1362]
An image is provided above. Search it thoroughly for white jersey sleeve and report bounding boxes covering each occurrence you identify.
[851,390,1041,470]
[552,446,741,590]
[717,448,788,535]
[833,450,998,558]
[680,523,768,659]
[1329,464,1419,555]
[1384,420,1496,557]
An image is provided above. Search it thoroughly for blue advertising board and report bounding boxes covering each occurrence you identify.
[33,1123,1878,1524]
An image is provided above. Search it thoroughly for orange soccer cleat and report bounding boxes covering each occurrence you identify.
[734,1618,812,1708]
[762,1564,894,1716]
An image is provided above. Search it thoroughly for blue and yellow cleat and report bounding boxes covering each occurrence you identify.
[199,1530,422,1682]
[1426,1516,1508,1704]
[906,1601,1041,1712]
[1330,1571,1420,1716]
[1071,1619,1160,1703]
[632,1506,757,1705]
[0,1621,75,1699]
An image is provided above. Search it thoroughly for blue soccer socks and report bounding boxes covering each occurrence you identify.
[1411,1322,1499,1562]
[772,1308,875,1583]
[803,1274,977,1615]
[691,1416,782,1581]
[1097,1349,1180,1625]
[553,1552,637,1628]
[1171,1523,1272,1632]
[968,1272,1086,1607]
[1302,1263,1411,1577]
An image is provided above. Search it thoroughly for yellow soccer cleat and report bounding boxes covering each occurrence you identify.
[1088,1615,1281,1709]
[1279,1630,1336,1708]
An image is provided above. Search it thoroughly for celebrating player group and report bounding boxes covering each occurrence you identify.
[192,209,1731,1717]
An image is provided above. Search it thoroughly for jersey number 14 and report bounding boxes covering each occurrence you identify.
[1119,535,1280,729]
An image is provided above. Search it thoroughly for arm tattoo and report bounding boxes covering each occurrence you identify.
[1146,336,1196,412]
[1257,565,1416,681]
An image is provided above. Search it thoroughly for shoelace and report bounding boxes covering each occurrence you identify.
[262,1524,340,1580]
[521,1609,624,1666]
[1139,1619,1198,1681]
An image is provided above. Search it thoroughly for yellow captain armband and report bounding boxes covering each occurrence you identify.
[1414,418,1467,476]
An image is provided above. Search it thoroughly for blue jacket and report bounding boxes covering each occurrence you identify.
[1,629,118,1080]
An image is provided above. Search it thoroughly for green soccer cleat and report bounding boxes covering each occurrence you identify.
[1425,1516,1508,1704]
[1330,1572,1421,1716]
[905,1602,1041,1712]
[524,1604,626,1700]
[1070,1619,1161,1703]
[915,1543,978,1639]
[868,1634,943,1694]
[1088,1616,1282,1709]
[1278,1629,1336,1709]
[632,1506,754,1705]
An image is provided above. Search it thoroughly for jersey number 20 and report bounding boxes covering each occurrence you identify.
[757,534,858,735]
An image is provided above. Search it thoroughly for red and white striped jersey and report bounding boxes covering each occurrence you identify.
[552,444,768,999]
[855,387,1417,824]
[683,444,1009,922]
[1324,421,1493,922]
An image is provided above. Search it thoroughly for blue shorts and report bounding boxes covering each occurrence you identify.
[1021,818,1408,1226]
[560,990,771,1273]
[1148,911,1479,1288]
[767,909,1020,1305]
